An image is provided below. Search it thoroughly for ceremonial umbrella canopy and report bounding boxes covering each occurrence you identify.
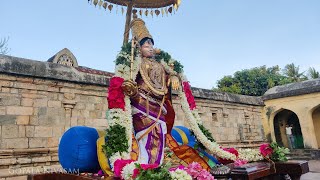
[88,0,182,45]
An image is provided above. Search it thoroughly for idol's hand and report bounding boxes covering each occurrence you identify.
[170,75,180,91]
[121,80,138,97]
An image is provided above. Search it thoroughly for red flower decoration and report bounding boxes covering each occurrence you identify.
[260,143,273,157]
[140,163,159,170]
[132,168,140,179]
[218,147,239,165]
[113,159,134,178]
[107,77,125,110]
[183,81,196,110]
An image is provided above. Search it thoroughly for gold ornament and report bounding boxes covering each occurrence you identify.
[140,58,168,96]
[130,18,153,44]
[170,75,180,90]
[121,80,138,97]
[169,62,180,90]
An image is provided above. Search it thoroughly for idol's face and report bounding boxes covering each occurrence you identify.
[140,41,154,58]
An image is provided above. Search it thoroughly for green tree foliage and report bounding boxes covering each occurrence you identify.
[308,67,319,79]
[283,63,307,82]
[216,65,290,96]
[0,37,9,55]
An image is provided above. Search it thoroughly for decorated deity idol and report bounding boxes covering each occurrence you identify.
[97,17,237,176]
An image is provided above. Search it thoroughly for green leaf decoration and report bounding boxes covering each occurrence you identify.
[190,123,215,150]
[102,124,129,157]
[269,142,290,162]
[115,42,184,73]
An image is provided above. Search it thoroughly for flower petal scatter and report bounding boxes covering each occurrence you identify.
[184,162,215,180]
[185,162,202,177]
[234,159,248,167]
[197,169,215,180]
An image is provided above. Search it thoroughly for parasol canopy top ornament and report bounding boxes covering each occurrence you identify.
[87,0,182,44]
[102,0,178,9]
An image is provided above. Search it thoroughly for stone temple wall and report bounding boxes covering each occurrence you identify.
[173,88,264,145]
[0,55,265,179]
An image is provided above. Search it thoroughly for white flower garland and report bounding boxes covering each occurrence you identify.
[191,109,203,125]
[110,52,237,167]
[170,169,192,180]
[109,152,131,169]
[179,73,188,82]
[115,56,141,81]
[107,56,142,167]
[238,148,263,162]
[121,161,137,180]
[106,106,132,167]
[177,82,236,160]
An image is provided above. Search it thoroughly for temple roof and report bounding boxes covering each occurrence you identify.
[0,54,110,86]
[0,50,263,106]
[263,78,320,100]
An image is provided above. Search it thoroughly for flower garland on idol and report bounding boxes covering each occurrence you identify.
[104,44,288,179]
[105,45,236,165]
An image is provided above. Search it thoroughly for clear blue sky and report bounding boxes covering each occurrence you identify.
[1,0,320,89]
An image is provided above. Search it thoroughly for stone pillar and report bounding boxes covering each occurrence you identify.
[63,100,76,130]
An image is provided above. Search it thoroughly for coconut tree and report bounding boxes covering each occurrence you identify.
[0,37,9,55]
[308,67,320,79]
[283,63,306,82]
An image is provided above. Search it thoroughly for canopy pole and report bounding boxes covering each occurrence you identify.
[123,1,133,45]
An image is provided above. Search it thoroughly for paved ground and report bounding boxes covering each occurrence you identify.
[300,160,320,180]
